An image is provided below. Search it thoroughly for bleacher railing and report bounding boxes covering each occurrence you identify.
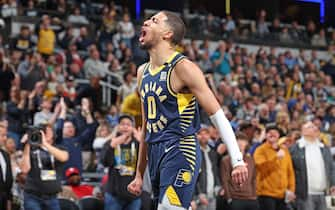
[75,71,121,107]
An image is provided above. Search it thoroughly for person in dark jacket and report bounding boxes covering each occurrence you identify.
[221,132,259,210]
[0,124,13,210]
[101,114,142,210]
[290,121,335,210]
[69,98,96,171]
[6,86,30,149]
[55,97,98,178]
[0,52,15,102]
[195,125,221,210]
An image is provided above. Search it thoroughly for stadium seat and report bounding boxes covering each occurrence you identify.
[78,196,104,210]
[58,198,80,210]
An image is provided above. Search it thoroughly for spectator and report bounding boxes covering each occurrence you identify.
[68,62,85,79]
[24,0,38,17]
[256,9,269,37]
[58,26,76,50]
[75,26,93,51]
[33,96,59,126]
[56,0,67,18]
[289,21,305,42]
[1,0,17,18]
[37,15,56,56]
[64,42,83,67]
[55,97,98,177]
[17,53,45,91]
[225,15,236,33]
[306,20,317,40]
[221,132,259,210]
[99,9,118,46]
[75,76,102,111]
[0,124,13,210]
[67,7,89,25]
[106,105,120,128]
[290,121,335,210]
[275,111,290,136]
[311,29,327,47]
[0,52,15,102]
[10,25,33,53]
[6,87,30,148]
[120,91,142,127]
[211,41,232,85]
[63,167,94,199]
[62,76,77,103]
[279,27,292,43]
[195,125,221,210]
[20,124,69,210]
[118,13,135,49]
[4,137,21,175]
[101,114,141,210]
[83,47,108,79]
[93,122,113,171]
[116,71,137,109]
[254,125,296,210]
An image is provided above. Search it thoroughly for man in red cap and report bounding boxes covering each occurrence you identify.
[65,167,94,199]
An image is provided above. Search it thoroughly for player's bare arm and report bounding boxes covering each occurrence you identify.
[127,64,148,196]
[171,58,248,185]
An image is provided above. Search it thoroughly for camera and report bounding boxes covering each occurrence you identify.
[26,124,47,146]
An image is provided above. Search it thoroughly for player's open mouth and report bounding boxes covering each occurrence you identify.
[139,28,146,42]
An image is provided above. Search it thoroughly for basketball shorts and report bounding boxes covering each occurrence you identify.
[148,135,202,209]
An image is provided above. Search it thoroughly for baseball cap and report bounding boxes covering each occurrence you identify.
[65,167,80,178]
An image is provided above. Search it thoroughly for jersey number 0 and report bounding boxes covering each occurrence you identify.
[147,96,156,119]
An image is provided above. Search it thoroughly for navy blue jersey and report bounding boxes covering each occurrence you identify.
[139,52,200,144]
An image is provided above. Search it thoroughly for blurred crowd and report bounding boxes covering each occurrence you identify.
[0,0,334,210]
[186,9,335,48]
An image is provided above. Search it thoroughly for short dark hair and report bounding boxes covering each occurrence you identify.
[162,11,185,45]
[235,132,249,142]
[118,114,134,124]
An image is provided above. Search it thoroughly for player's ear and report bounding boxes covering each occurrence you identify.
[162,30,173,41]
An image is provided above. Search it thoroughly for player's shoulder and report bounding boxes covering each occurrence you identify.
[174,56,202,76]
[137,62,148,74]
[137,62,149,79]
[175,56,198,69]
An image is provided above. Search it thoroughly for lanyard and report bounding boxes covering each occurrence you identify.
[115,141,136,165]
[36,149,55,170]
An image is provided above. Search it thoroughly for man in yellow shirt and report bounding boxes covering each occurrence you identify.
[254,125,296,210]
[37,15,55,56]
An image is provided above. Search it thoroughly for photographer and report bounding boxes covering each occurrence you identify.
[20,124,69,210]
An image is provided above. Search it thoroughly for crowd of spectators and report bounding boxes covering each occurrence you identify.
[186,9,335,48]
[0,0,335,210]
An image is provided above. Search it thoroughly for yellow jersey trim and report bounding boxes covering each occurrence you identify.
[148,51,179,76]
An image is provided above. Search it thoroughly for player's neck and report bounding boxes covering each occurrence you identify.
[148,42,176,69]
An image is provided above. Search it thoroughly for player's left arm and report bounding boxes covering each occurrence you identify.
[174,59,248,185]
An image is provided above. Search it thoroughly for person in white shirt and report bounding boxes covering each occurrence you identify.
[118,13,135,49]
[67,7,89,25]
[290,121,335,210]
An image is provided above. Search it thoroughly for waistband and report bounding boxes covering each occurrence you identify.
[147,135,196,145]
[24,190,57,199]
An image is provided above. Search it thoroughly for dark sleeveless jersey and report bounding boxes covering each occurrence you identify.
[139,52,200,143]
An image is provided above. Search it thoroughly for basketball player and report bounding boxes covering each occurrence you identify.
[128,11,248,210]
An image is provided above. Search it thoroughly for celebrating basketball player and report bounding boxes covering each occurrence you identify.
[128,10,248,210]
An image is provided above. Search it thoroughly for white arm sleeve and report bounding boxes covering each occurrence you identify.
[210,109,244,168]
